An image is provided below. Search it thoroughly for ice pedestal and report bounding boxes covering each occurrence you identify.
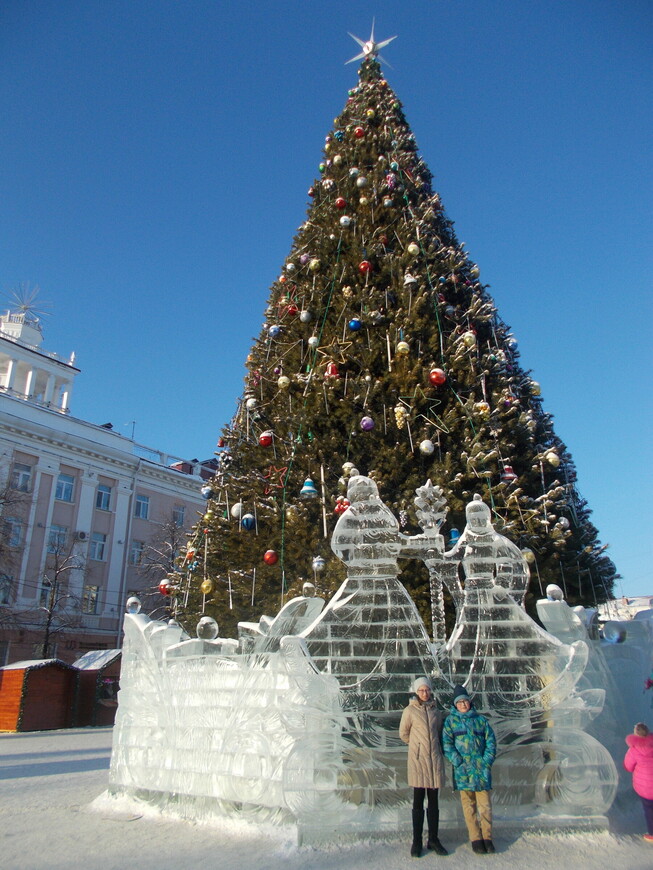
[108,479,618,840]
[110,614,346,826]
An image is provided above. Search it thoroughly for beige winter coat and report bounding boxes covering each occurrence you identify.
[399,698,445,789]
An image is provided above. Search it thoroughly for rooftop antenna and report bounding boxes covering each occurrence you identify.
[3,282,52,322]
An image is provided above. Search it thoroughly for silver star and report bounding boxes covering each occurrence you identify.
[346,19,397,66]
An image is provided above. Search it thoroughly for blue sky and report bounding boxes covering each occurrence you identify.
[1,1,651,597]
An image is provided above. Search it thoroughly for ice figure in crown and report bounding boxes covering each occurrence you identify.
[436,494,618,817]
[303,472,443,703]
[289,472,447,818]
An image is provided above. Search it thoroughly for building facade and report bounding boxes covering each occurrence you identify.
[0,308,212,665]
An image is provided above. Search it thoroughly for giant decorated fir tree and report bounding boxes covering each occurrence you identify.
[173,33,617,637]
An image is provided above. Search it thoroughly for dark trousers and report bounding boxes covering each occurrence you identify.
[412,787,439,843]
[641,795,653,835]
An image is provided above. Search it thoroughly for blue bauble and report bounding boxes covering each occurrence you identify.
[241,513,256,531]
[348,318,362,332]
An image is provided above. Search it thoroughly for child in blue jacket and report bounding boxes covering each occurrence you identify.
[442,684,497,854]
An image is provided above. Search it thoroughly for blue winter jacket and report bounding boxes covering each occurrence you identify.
[442,705,496,791]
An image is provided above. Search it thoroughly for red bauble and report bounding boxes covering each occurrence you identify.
[334,497,351,515]
[358,260,372,275]
[325,361,339,378]
[263,549,279,565]
[159,580,173,596]
[429,368,446,386]
[308,186,316,197]
[335,197,346,209]
[286,303,299,316]
[354,126,365,138]
[259,431,273,447]
[217,437,225,447]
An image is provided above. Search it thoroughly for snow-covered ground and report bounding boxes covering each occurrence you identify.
[1,727,651,870]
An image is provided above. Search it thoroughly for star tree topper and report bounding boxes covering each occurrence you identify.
[346,20,397,66]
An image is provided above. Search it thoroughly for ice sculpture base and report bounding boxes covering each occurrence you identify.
[99,784,609,847]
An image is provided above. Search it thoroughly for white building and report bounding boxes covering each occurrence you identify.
[0,307,214,665]
[598,595,653,622]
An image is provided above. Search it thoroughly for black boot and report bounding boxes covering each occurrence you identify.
[426,798,447,853]
[411,806,424,858]
[471,840,487,854]
[483,839,496,853]
[426,837,448,855]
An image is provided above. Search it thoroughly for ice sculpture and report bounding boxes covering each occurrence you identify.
[445,493,530,605]
[537,587,638,777]
[303,475,442,714]
[237,584,326,654]
[108,478,618,842]
[437,507,617,818]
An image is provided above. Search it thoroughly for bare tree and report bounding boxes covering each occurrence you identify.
[20,529,85,659]
[0,478,29,566]
[0,479,29,633]
[135,512,191,616]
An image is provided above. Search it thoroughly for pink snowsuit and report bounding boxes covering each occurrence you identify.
[624,733,653,800]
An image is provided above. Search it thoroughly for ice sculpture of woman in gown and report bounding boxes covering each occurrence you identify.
[440,494,616,817]
[297,474,447,812]
[302,474,444,717]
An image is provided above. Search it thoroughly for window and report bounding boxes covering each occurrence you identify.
[82,584,99,614]
[55,472,75,502]
[96,484,111,511]
[5,517,23,548]
[0,574,12,605]
[47,524,68,553]
[11,462,32,492]
[129,540,145,566]
[134,494,150,519]
[39,578,52,607]
[33,641,56,658]
[172,504,186,527]
[89,532,107,561]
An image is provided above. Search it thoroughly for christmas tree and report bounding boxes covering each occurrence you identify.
[173,35,617,637]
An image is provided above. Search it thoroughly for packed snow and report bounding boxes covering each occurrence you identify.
[1,726,651,870]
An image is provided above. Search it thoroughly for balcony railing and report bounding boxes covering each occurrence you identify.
[0,327,76,366]
[0,384,70,413]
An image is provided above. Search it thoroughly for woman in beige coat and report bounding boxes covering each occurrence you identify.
[399,676,448,858]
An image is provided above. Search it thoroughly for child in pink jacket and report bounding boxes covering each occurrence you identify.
[624,722,653,842]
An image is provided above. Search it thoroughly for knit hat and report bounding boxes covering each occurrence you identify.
[452,684,470,705]
[412,676,432,693]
